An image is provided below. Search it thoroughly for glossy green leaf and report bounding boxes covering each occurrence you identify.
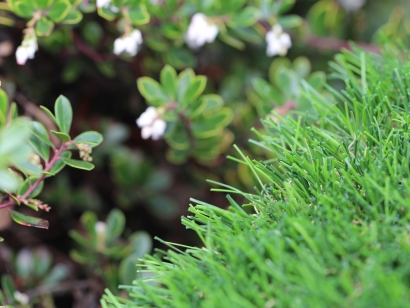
[1,274,16,303]
[166,148,188,164]
[129,4,150,25]
[0,89,8,126]
[35,16,54,36]
[105,209,125,244]
[51,130,71,142]
[230,7,260,27]
[166,122,190,150]
[40,105,57,125]
[13,1,35,18]
[47,0,71,23]
[16,248,34,279]
[252,78,282,104]
[30,121,52,146]
[164,48,196,70]
[18,176,44,198]
[176,68,194,104]
[72,131,103,148]
[62,157,94,170]
[54,95,72,134]
[42,264,69,285]
[34,0,52,9]
[191,108,233,138]
[137,77,169,106]
[11,210,49,229]
[98,6,116,21]
[160,65,177,101]
[278,14,303,28]
[61,10,82,24]
[183,76,207,104]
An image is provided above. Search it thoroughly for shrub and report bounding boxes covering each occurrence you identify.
[102,46,410,307]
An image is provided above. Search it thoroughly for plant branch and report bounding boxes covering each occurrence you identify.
[0,141,71,209]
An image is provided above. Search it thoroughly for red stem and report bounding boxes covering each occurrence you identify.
[0,142,71,209]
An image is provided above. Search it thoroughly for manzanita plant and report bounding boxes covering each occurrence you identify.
[137,65,233,164]
[0,89,103,240]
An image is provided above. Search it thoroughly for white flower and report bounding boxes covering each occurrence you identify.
[114,30,143,56]
[15,36,37,65]
[96,0,111,8]
[95,221,107,234]
[337,0,366,11]
[14,291,29,305]
[265,25,292,57]
[185,13,219,49]
[136,106,166,140]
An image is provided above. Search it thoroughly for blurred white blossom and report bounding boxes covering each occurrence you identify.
[114,30,143,56]
[337,0,366,11]
[15,36,37,65]
[14,291,29,305]
[96,0,111,8]
[136,106,166,140]
[185,13,219,49]
[265,25,291,57]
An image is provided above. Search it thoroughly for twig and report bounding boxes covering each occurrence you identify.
[305,35,381,54]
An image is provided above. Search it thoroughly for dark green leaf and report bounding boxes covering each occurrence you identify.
[54,95,72,134]
[62,157,94,170]
[11,210,49,229]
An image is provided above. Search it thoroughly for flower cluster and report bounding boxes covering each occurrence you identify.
[136,106,166,140]
[185,13,219,49]
[15,35,37,65]
[76,143,93,162]
[265,25,292,57]
[114,30,143,56]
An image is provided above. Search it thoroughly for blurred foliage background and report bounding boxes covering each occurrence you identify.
[0,0,410,306]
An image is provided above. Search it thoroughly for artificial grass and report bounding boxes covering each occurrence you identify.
[102,46,410,307]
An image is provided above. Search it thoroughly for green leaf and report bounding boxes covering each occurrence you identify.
[163,48,196,70]
[72,131,103,148]
[40,105,57,125]
[105,209,125,244]
[128,4,150,25]
[278,14,303,28]
[54,95,72,134]
[137,77,169,106]
[1,274,16,303]
[176,68,194,104]
[61,10,82,24]
[51,130,70,142]
[160,65,177,101]
[191,108,233,138]
[47,0,71,23]
[230,7,260,27]
[201,94,224,112]
[129,231,152,257]
[0,89,8,126]
[252,78,282,104]
[47,151,71,176]
[166,122,190,150]
[98,6,117,21]
[35,17,54,36]
[0,170,19,192]
[42,264,68,285]
[34,0,52,9]
[307,71,326,90]
[183,76,207,104]
[61,157,94,170]
[18,176,44,198]
[16,248,34,279]
[219,33,245,50]
[166,148,188,164]
[13,1,35,18]
[29,121,51,160]
[11,210,49,229]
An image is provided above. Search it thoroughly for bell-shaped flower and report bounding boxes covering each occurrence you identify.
[136,106,166,140]
[114,30,143,56]
[265,25,292,57]
[185,13,219,49]
[16,36,37,65]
